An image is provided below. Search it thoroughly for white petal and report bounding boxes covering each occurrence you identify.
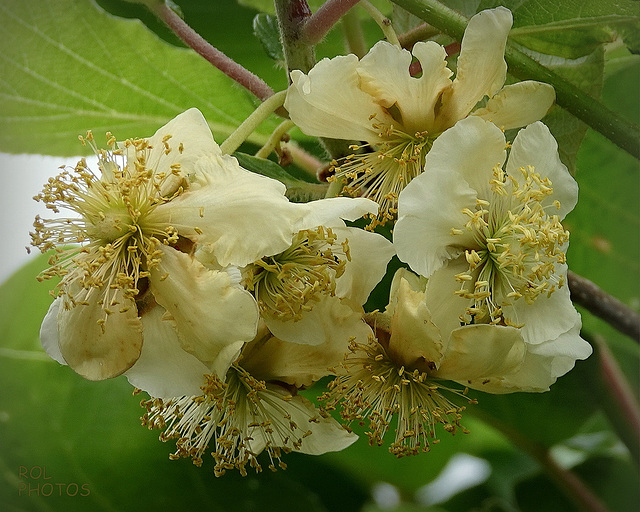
[506,121,578,219]
[149,246,258,377]
[357,41,451,133]
[439,7,512,128]
[124,305,212,398]
[297,196,378,230]
[502,274,580,345]
[122,108,218,195]
[473,81,556,130]
[57,288,143,381]
[285,56,392,142]
[151,153,304,267]
[437,324,525,380]
[395,130,483,277]
[426,116,507,198]
[424,256,473,339]
[334,226,395,306]
[39,298,66,365]
[264,294,371,347]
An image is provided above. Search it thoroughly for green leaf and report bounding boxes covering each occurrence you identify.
[0,256,366,512]
[253,13,285,63]
[234,152,328,201]
[476,0,640,59]
[0,0,281,156]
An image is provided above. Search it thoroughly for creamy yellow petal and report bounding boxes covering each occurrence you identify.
[438,7,512,129]
[436,324,525,381]
[285,56,393,142]
[149,245,257,377]
[358,41,452,133]
[473,81,555,130]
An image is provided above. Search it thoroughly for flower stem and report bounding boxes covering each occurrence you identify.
[301,0,362,45]
[568,271,640,342]
[591,335,640,466]
[151,2,274,101]
[341,7,368,57]
[360,1,401,47]
[220,91,287,155]
[390,0,640,159]
[274,0,316,74]
[255,120,296,159]
[473,410,613,512]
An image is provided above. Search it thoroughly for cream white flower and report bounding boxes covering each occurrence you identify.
[394,116,591,361]
[34,109,303,385]
[242,196,395,347]
[142,321,358,476]
[285,7,555,225]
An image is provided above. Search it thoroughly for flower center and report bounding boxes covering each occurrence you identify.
[321,339,472,457]
[243,226,349,321]
[453,165,569,325]
[331,122,434,228]
[31,131,184,307]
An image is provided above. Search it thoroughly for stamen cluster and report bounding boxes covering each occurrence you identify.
[454,165,569,325]
[141,366,317,476]
[243,226,349,320]
[321,338,472,457]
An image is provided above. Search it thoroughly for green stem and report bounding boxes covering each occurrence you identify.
[220,91,287,155]
[390,0,640,159]
[341,7,367,58]
[592,335,640,467]
[255,120,296,159]
[360,1,401,47]
[471,409,613,512]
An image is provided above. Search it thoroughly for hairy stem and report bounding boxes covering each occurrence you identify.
[151,2,274,101]
[302,0,362,44]
[390,0,640,159]
[274,0,316,74]
[568,271,640,342]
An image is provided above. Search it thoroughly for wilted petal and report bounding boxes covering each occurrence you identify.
[264,294,370,347]
[358,41,451,133]
[473,81,555,130]
[241,323,353,387]
[384,269,444,371]
[151,153,304,267]
[58,288,143,381]
[506,121,578,219]
[437,324,525,381]
[285,55,393,142]
[124,305,212,398]
[40,298,66,365]
[149,245,257,377]
[439,7,512,128]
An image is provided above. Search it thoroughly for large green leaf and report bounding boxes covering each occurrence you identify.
[477,0,640,58]
[0,0,281,156]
